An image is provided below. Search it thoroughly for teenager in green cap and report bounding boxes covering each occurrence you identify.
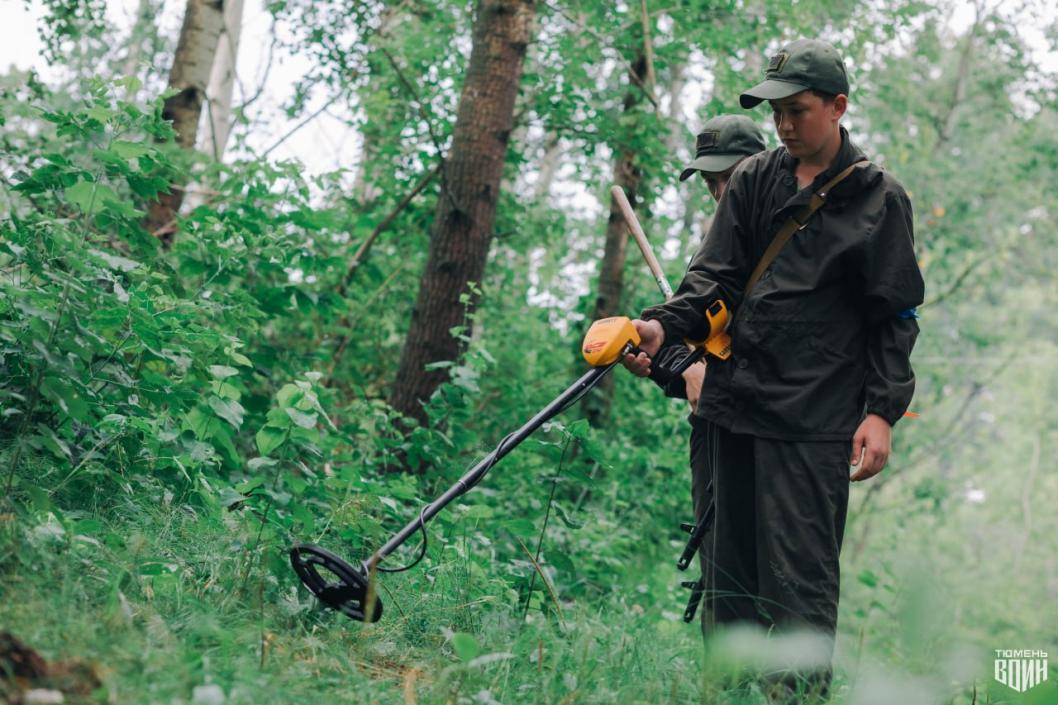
[680,114,768,201]
[646,114,767,408]
[624,38,924,695]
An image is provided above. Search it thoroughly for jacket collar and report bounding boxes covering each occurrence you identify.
[778,126,873,211]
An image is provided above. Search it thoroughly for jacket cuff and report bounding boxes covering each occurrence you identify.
[647,343,692,399]
[865,405,902,428]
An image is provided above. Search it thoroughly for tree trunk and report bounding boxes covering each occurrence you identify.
[201,0,244,159]
[144,0,227,241]
[583,52,649,427]
[388,0,536,430]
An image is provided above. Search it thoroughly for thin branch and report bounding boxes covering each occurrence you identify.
[338,163,440,297]
[515,537,565,626]
[522,439,571,622]
[260,94,343,157]
[378,46,464,214]
[920,255,986,309]
[328,260,410,376]
[237,23,276,111]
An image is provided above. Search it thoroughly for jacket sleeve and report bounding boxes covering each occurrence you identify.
[647,343,691,398]
[639,165,753,343]
[861,189,925,426]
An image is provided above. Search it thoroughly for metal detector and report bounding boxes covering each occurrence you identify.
[291,317,710,621]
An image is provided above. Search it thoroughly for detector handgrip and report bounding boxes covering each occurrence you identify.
[683,299,732,360]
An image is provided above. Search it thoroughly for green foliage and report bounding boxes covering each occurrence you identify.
[3,2,1058,704]
[29,0,107,65]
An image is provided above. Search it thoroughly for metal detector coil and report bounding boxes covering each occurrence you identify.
[290,544,382,622]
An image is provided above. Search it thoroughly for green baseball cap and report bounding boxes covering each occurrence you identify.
[679,114,766,181]
[739,38,850,109]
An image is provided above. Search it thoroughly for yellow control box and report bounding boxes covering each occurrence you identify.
[581,317,640,367]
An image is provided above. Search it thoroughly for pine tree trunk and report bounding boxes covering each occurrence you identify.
[144,0,227,241]
[388,0,536,430]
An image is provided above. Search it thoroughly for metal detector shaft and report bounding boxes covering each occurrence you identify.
[290,359,624,621]
[370,362,618,564]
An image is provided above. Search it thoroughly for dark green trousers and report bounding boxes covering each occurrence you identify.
[688,416,850,660]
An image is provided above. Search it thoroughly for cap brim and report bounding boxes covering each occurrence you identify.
[739,79,809,108]
[679,153,743,181]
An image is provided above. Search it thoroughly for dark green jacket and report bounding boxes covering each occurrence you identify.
[643,129,924,440]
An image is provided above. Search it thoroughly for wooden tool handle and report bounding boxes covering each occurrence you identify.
[610,185,673,299]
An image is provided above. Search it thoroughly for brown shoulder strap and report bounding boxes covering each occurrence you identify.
[743,161,869,299]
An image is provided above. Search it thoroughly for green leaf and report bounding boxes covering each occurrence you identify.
[216,487,249,509]
[208,396,245,429]
[547,551,576,577]
[138,560,178,576]
[287,474,308,495]
[229,352,253,367]
[89,248,140,272]
[289,425,319,443]
[235,477,265,494]
[114,75,142,94]
[40,376,90,421]
[185,407,219,440]
[85,106,112,123]
[553,502,584,530]
[26,485,51,512]
[462,504,494,520]
[291,503,316,533]
[858,570,879,588]
[567,419,591,440]
[64,181,121,215]
[247,457,278,471]
[276,383,302,408]
[209,365,239,379]
[255,426,287,456]
[111,140,150,159]
[211,380,241,400]
[33,429,71,462]
[285,408,317,429]
[265,407,292,429]
[451,633,480,662]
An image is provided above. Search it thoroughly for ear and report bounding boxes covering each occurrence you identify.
[832,94,848,121]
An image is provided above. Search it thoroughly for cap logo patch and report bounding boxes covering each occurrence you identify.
[766,51,789,75]
[696,130,719,154]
